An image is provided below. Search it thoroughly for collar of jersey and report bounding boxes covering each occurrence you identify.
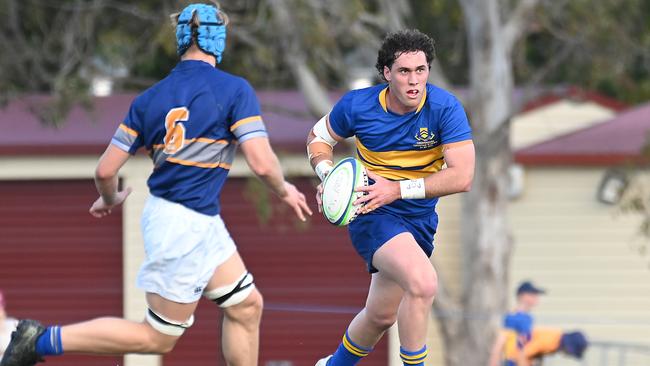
[176,59,214,70]
[379,86,427,114]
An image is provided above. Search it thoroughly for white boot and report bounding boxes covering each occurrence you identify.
[315,355,333,366]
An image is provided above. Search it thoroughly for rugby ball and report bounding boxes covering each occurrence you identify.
[321,157,368,226]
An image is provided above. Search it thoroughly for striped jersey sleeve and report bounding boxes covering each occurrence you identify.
[229,80,267,142]
[111,102,144,154]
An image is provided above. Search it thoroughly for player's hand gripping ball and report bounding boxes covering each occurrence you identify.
[321,157,368,226]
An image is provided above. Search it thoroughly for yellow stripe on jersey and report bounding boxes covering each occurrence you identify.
[230,115,263,131]
[356,140,445,180]
[378,87,427,114]
[119,123,139,137]
[379,88,388,112]
[166,157,232,169]
[152,137,229,149]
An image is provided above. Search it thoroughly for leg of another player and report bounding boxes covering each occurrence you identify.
[60,294,197,354]
[205,252,263,366]
[372,233,437,365]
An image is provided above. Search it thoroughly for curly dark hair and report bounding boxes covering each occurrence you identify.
[375,29,436,81]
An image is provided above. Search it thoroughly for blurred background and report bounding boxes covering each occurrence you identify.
[1,0,650,365]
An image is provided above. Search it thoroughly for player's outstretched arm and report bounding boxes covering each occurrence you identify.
[240,137,312,221]
[488,330,507,366]
[90,144,132,218]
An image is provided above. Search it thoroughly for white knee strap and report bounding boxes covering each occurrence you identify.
[203,272,255,308]
[146,309,195,336]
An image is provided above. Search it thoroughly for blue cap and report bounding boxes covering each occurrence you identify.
[176,3,227,63]
[561,331,589,358]
[516,281,546,296]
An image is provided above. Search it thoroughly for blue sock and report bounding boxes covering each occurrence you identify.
[327,330,372,366]
[400,345,427,366]
[35,326,64,356]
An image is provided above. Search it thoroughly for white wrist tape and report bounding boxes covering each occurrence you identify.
[400,178,426,199]
[315,160,334,181]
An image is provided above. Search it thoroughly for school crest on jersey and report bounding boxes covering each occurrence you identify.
[414,127,437,149]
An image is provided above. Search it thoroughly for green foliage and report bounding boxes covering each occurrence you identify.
[410,0,468,85]
[518,0,650,104]
[2,0,650,108]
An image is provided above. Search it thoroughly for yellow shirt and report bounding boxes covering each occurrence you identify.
[523,328,563,359]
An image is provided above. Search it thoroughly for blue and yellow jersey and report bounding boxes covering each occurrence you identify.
[328,83,472,217]
[111,60,267,215]
[503,312,534,365]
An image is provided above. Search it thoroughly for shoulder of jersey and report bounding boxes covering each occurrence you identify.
[425,83,461,107]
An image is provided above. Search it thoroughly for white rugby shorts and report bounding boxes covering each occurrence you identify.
[136,195,237,303]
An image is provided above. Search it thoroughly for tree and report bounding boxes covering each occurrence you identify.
[430,1,541,365]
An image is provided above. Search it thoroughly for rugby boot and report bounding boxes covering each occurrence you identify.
[0,319,46,366]
[315,355,333,366]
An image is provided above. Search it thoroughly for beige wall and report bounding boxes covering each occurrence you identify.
[426,167,650,365]
[509,168,650,345]
[511,100,615,149]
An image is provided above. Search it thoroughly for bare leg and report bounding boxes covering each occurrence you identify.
[204,252,263,366]
[61,293,198,354]
[371,233,437,350]
[346,272,403,348]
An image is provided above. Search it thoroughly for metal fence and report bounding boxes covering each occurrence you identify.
[543,341,650,366]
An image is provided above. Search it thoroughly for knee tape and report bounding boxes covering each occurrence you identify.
[203,272,255,308]
[146,309,195,337]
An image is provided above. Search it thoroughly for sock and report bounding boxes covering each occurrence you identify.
[327,330,372,366]
[35,326,64,356]
[400,345,427,366]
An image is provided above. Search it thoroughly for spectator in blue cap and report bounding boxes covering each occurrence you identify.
[489,281,546,366]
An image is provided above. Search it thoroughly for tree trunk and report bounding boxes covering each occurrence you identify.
[433,1,539,365]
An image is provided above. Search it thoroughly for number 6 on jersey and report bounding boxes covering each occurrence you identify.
[164,107,189,154]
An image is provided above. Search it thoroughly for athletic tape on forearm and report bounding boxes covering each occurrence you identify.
[315,160,333,181]
[399,178,426,199]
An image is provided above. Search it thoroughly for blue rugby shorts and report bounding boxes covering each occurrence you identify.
[348,210,437,273]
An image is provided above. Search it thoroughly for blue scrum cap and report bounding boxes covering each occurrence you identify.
[176,3,227,63]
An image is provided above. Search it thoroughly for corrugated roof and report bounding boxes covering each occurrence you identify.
[515,101,650,166]
[0,91,339,155]
[520,86,628,113]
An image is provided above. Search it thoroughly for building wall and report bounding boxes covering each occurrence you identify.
[509,168,650,348]
[426,167,650,365]
[511,100,615,149]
